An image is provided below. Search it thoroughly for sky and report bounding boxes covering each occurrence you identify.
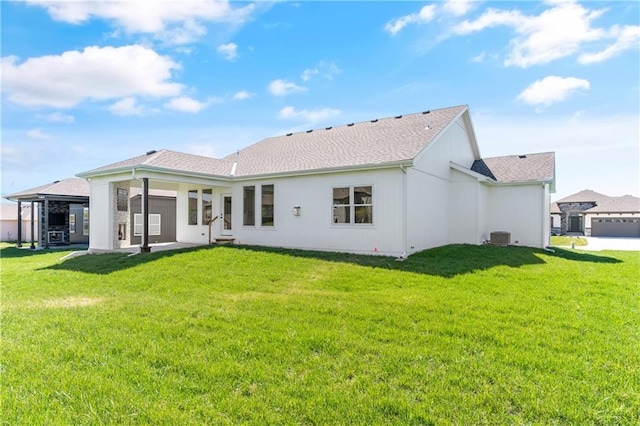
[1,0,639,202]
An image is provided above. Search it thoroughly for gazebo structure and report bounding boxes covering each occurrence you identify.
[4,178,90,249]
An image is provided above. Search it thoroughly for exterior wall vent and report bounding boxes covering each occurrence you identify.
[490,231,511,246]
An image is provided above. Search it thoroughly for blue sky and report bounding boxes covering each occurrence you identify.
[2,0,639,201]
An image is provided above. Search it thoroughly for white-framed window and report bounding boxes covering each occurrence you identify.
[243,186,255,226]
[188,190,198,225]
[134,214,161,236]
[332,185,373,224]
[261,184,274,226]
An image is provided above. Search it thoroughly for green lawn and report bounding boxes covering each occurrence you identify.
[1,243,638,424]
[550,235,589,247]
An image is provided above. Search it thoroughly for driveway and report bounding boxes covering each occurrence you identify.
[578,237,640,252]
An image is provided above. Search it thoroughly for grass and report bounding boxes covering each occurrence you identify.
[550,235,589,247]
[1,243,639,424]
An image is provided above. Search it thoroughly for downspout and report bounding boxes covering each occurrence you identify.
[400,164,408,259]
[542,183,549,249]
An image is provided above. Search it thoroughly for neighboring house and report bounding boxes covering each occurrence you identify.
[550,202,562,235]
[552,190,640,237]
[4,178,90,248]
[584,195,640,237]
[77,105,556,256]
[0,203,39,242]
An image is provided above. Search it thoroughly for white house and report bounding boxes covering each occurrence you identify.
[77,105,556,256]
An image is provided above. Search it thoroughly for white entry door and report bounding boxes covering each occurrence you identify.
[221,194,232,235]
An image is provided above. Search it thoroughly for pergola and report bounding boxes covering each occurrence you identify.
[4,178,90,249]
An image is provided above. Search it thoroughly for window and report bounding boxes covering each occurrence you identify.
[134,214,161,236]
[243,186,255,226]
[261,184,274,226]
[188,190,198,225]
[202,189,212,224]
[117,188,128,212]
[69,214,76,233]
[83,208,90,236]
[333,186,373,224]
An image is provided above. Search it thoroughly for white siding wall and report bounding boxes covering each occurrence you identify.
[407,115,479,251]
[230,169,405,256]
[88,180,113,251]
[416,117,476,176]
[483,184,546,248]
[449,169,480,245]
[406,168,452,251]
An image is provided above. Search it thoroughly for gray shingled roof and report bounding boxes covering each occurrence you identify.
[471,152,555,183]
[584,195,640,213]
[77,105,467,179]
[79,150,233,177]
[555,189,613,204]
[226,105,467,177]
[5,178,90,200]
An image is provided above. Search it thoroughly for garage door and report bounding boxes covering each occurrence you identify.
[591,218,640,237]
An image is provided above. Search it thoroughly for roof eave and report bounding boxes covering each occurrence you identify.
[232,160,414,181]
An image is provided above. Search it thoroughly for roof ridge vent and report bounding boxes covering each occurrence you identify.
[325,126,333,130]
[518,154,527,159]
[146,150,157,155]
[53,180,60,183]
[347,123,354,127]
[306,129,313,133]
[395,115,402,119]
[371,119,378,123]
[286,133,293,136]
[422,110,430,114]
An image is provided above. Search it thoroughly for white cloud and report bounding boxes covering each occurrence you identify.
[26,128,52,139]
[217,42,238,60]
[108,97,145,116]
[578,25,640,64]
[268,79,306,97]
[164,96,206,113]
[452,2,607,67]
[278,106,341,123]
[517,76,590,108]
[232,90,255,100]
[470,51,486,63]
[36,112,75,123]
[385,5,436,35]
[301,61,342,82]
[443,0,474,16]
[24,0,256,45]
[1,45,182,108]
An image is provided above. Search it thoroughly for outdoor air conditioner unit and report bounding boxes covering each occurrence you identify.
[490,231,511,246]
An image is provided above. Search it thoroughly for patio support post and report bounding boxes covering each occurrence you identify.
[44,198,49,249]
[16,201,22,247]
[30,201,36,249]
[141,177,151,253]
